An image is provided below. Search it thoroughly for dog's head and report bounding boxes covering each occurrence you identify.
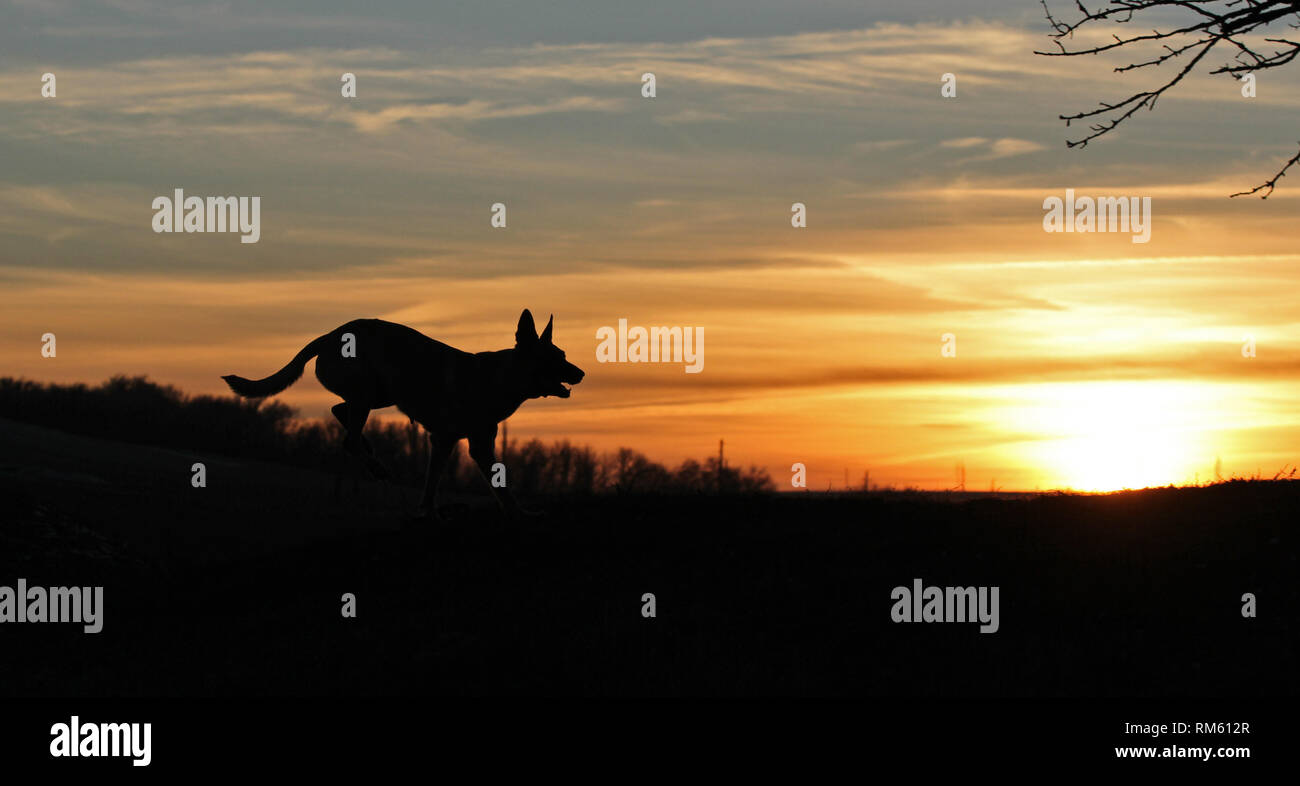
[514,309,585,399]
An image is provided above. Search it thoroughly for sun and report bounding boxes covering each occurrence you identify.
[998,381,1217,492]
[1039,430,1195,492]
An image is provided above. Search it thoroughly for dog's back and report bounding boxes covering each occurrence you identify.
[313,319,471,410]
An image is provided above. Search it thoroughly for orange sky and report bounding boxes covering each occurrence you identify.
[3,13,1299,491]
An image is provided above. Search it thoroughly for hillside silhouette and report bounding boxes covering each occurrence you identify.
[0,376,1294,697]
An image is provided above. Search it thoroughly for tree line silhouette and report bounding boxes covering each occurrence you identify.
[0,375,773,495]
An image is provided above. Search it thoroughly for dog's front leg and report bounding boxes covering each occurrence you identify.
[468,427,538,519]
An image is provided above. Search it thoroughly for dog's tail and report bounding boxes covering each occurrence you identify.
[222,334,328,399]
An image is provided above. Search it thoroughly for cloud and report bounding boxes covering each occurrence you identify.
[941,137,989,148]
[851,139,914,154]
[989,138,1046,157]
[939,136,1046,161]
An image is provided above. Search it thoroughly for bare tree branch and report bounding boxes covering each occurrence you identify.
[1037,0,1300,195]
[1229,142,1300,197]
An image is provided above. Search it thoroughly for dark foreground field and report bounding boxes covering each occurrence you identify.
[0,417,1293,697]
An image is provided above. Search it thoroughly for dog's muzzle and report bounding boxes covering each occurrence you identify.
[549,367,584,398]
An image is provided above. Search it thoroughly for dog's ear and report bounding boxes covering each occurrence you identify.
[539,314,554,344]
[516,309,538,346]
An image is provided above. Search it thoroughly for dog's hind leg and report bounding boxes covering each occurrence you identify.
[332,459,362,502]
[331,401,390,480]
[413,431,457,522]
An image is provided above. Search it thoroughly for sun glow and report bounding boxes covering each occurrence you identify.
[997,381,1222,492]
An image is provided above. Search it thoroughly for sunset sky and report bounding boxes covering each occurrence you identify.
[3,1,1299,491]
